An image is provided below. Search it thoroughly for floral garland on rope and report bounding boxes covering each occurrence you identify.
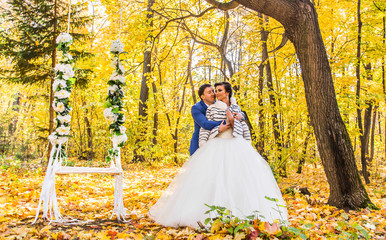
[32,32,75,224]
[48,32,75,159]
[104,40,127,162]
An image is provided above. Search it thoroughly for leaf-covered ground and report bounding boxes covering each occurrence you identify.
[0,162,385,239]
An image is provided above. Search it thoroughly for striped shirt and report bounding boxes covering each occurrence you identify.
[199,99,251,147]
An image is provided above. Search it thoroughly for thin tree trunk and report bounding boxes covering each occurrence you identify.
[257,13,265,157]
[76,98,84,158]
[187,41,197,103]
[84,104,94,160]
[152,97,158,145]
[173,85,187,163]
[8,93,20,136]
[297,122,312,174]
[151,48,160,146]
[134,0,155,162]
[362,102,372,183]
[370,106,377,162]
[382,13,386,161]
[356,0,370,183]
[260,14,282,170]
[361,63,373,184]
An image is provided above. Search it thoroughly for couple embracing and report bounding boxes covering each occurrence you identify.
[150,82,288,228]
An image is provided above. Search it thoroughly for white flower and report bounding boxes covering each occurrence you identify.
[57,114,71,123]
[121,114,125,123]
[110,72,125,83]
[107,85,119,95]
[104,107,118,122]
[111,133,127,147]
[55,63,74,80]
[56,33,73,44]
[48,132,58,145]
[119,126,126,134]
[53,101,65,113]
[55,90,71,99]
[56,125,70,136]
[110,40,124,53]
[62,67,74,80]
[52,79,67,91]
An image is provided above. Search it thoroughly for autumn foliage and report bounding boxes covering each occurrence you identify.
[1,0,386,238]
[0,162,385,239]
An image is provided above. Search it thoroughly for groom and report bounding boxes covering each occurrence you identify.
[189,84,230,155]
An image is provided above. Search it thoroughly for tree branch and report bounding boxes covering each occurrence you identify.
[268,32,289,54]
[204,0,239,10]
[153,7,216,40]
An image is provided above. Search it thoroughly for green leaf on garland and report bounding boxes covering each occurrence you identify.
[68,77,76,85]
[104,101,112,108]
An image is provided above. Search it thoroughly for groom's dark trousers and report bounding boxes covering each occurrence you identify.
[189,100,222,155]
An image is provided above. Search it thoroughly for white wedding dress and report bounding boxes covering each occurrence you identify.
[149,129,288,228]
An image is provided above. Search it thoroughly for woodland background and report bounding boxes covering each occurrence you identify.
[1,0,386,178]
[0,0,386,239]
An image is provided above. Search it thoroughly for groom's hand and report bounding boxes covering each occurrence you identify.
[219,120,231,133]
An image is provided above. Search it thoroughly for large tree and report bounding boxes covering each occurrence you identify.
[205,0,375,209]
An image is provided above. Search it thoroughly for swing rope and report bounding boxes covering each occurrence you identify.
[119,1,122,40]
[67,0,71,34]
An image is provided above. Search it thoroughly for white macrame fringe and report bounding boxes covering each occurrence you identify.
[33,144,66,224]
[110,148,129,222]
[33,145,128,224]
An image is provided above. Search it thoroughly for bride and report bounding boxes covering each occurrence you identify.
[149,81,288,228]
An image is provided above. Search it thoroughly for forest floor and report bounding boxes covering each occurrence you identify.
[0,159,385,239]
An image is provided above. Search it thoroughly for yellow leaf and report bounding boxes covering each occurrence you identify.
[234,232,246,240]
[210,220,224,234]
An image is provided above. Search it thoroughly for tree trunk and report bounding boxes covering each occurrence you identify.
[229,0,374,209]
[361,63,373,184]
[187,41,197,104]
[297,127,311,174]
[370,106,377,163]
[8,92,20,137]
[84,104,94,160]
[382,13,385,161]
[152,75,158,146]
[257,36,265,156]
[134,0,155,162]
[260,14,282,168]
[188,41,197,104]
[361,104,371,183]
[356,0,369,184]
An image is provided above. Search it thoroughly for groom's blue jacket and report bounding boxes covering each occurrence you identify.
[189,100,222,155]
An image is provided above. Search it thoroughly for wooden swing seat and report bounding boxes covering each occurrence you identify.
[55,166,122,175]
